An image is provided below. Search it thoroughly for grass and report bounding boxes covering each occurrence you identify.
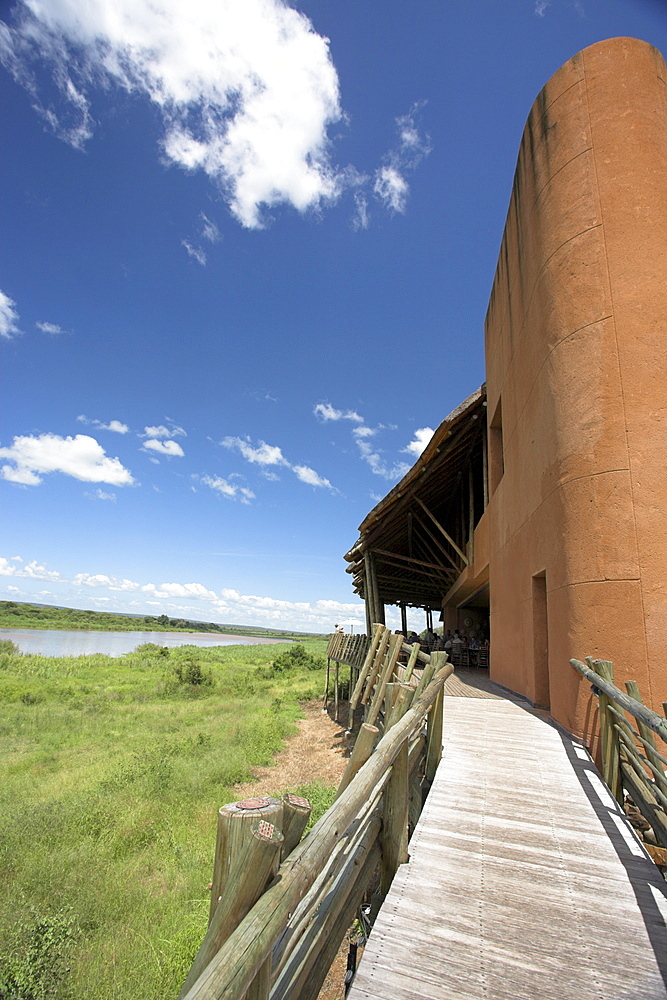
[0,638,338,1000]
[0,600,322,638]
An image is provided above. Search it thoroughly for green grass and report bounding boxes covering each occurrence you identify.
[0,639,337,1000]
[0,600,323,638]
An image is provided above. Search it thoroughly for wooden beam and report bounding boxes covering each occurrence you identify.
[414,496,469,565]
[411,510,462,573]
[371,547,455,578]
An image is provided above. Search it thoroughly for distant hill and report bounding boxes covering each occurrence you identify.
[0,600,324,638]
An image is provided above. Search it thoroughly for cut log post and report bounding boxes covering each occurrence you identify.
[334,661,340,722]
[403,643,421,683]
[413,662,436,702]
[385,684,414,731]
[323,659,330,711]
[209,797,283,924]
[620,761,667,849]
[281,794,312,861]
[366,633,403,726]
[380,736,409,897]
[349,625,383,712]
[361,628,391,705]
[591,659,622,804]
[180,821,283,1000]
[335,723,379,801]
[425,686,444,782]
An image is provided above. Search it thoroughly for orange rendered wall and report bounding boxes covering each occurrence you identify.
[482,37,667,739]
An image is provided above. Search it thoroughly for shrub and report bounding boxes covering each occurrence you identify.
[0,904,79,1000]
[271,644,324,673]
[0,640,19,656]
[171,658,213,688]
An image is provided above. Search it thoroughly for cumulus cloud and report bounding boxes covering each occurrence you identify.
[77,415,129,433]
[0,0,344,228]
[0,433,134,486]
[0,557,61,581]
[74,572,140,591]
[200,474,255,503]
[143,423,186,439]
[403,427,434,458]
[142,438,185,457]
[314,403,363,424]
[0,290,21,339]
[222,436,289,467]
[292,465,334,490]
[374,103,431,215]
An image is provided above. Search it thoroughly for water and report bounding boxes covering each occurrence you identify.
[0,627,292,658]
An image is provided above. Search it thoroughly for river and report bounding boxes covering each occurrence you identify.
[0,628,293,658]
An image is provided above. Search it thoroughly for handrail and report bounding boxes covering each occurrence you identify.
[570,658,667,743]
[182,629,453,1000]
[571,656,667,857]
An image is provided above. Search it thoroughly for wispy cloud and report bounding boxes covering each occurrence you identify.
[182,240,207,266]
[374,103,431,215]
[0,290,21,339]
[199,474,255,504]
[36,321,66,335]
[142,423,186,439]
[314,402,410,481]
[535,0,551,14]
[200,213,221,244]
[77,415,129,434]
[0,433,134,486]
[223,434,336,490]
[86,488,117,501]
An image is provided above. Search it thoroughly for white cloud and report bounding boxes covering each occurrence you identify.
[1,0,344,228]
[77,415,129,433]
[317,402,410,481]
[292,465,334,490]
[88,488,117,501]
[0,557,61,582]
[143,423,186,439]
[142,438,185,457]
[182,239,207,265]
[535,1,551,14]
[374,103,431,214]
[222,436,289,466]
[0,290,21,339]
[200,474,255,503]
[314,402,363,423]
[0,433,134,486]
[200,213,220,243]
[36,321,66,335]
[403,427,434,458]
[74,573,140,591]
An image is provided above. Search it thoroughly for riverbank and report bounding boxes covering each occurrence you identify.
[0,600,320,639]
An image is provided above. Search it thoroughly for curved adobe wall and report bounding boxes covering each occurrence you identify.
[484,37,667,736]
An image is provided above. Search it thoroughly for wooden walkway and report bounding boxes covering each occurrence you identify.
[348,692,667,1000]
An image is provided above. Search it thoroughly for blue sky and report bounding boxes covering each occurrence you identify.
[1,0,666,633]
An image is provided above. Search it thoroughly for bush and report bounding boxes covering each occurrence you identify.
[0,640,19,656]
[171,658,213,688]
[271,644,324,673]
[0,904,79,1000]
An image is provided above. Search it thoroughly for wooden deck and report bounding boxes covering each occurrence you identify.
[348,694,667,1000]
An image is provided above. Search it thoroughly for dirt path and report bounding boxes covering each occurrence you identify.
[232,700,354,1000]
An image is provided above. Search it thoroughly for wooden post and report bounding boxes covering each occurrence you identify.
[366,633,403,726]
[350,624,382,710]
[281,794,312,861]
[403,642,421,683]
[322,658,330,712]
[209,797,283,924]
[625,680,667,788]
[380,737,409,896]
[412,661,436,702]
[425,687,444,782]
[334,661,340,722]
[591,659,622,804]
[400,603,408,637]
[179,821,283,1000]
[385,684,414,731]
[361,627,390,706]
[335,723,379,800]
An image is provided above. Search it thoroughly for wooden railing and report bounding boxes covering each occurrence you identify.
[323,633,370,722]
[180,625,452,1000]
[571,657,667,859]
